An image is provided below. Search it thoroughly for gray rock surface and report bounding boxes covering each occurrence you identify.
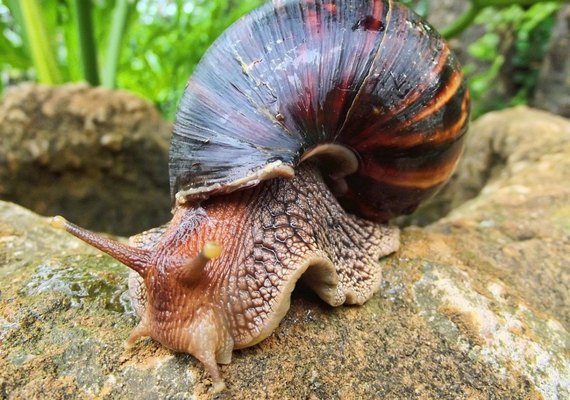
[0,83,172,236]
[1,107,569,399]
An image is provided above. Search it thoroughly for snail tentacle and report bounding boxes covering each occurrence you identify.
[124,321,151,349]
[51,216,151,277]
[177,241,223,285]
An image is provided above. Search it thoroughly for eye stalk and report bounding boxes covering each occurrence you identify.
[50,216,152,278]
[202,241,222,259]
[177,241,223,284]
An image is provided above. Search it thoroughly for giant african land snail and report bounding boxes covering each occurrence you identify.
[52,0,469,392]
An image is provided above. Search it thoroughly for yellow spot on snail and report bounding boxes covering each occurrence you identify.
[202,241,222,260]
[50,215,68,229]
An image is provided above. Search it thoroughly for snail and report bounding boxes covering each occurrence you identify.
[51,0,469,392]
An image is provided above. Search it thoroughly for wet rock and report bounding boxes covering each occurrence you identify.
[0,83,172,236]
[1,107,569,399]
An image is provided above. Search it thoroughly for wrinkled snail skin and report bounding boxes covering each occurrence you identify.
[52,0,469,392]
[125,163,399,387]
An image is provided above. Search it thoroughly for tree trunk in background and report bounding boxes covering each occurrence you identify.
[533,5,570,117]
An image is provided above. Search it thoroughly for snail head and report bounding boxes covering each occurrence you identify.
[51,209,233,391]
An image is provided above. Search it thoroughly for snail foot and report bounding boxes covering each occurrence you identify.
[328,221,400,305]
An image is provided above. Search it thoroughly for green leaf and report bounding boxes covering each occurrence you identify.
[468,32,500,60]
[519,2,559,33]
[18,0,62,84]
[73,0,100,85]
[0,23,29,69]
[101,0,133,88]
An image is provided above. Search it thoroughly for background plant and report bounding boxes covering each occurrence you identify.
[465,3,560,115]
[0,0,567,119]
[0,0,265,118]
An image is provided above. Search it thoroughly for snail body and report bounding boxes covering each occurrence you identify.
[54,0,469,391]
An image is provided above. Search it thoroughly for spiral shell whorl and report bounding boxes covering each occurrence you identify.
[170,0,470,220]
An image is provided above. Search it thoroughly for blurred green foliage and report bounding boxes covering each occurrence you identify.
[466,3,560,116]
[0,0,264,118]
[0,0,566,119]
[121,0,265,117]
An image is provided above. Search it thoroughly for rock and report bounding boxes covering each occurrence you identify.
[0,83,172,236]
[1,107,569,399]
[533,5,570,117]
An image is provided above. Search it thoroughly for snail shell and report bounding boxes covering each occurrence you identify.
[170,0,470,220]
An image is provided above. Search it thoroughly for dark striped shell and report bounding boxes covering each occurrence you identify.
[170,0,470,221]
